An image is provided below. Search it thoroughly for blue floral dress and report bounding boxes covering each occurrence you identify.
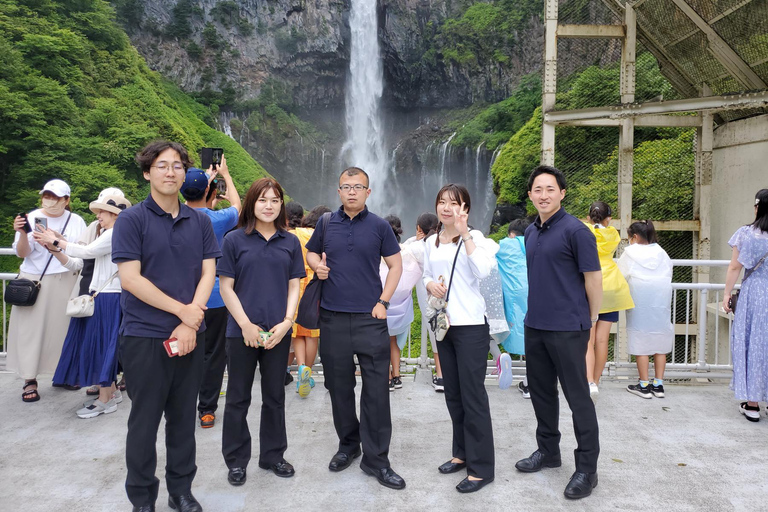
[729,225,768,402]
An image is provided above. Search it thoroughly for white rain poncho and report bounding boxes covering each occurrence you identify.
[380,242,423,348]
[617,243,674,355]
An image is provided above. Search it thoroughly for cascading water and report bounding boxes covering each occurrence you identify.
[340,0,388,210]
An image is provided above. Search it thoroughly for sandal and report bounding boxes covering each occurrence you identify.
[86,385,100,396]
[116,376,126,392]
[22,380,40,403]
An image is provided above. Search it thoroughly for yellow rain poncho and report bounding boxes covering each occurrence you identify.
[584,223,635,313]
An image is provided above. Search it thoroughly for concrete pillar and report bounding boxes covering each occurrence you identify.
[694,85,714,285]
[541,0,558,166]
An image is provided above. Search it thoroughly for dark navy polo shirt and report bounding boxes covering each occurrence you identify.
[112,193,221,338]
[305,205,400,313]
[217,228,306,338]
[524,207,600,332]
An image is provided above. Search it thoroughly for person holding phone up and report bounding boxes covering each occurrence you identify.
[112,141,220,512]
[8,179,86,403]
[217,178,305,487]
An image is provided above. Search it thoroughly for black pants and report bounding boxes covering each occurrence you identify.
[198,307,228,415]
[439,323,495,479]
[524,326,600,474]
[119,333,204,507]
[319,308,391,469]
[222,331,292,469]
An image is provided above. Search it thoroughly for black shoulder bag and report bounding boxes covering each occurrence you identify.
[295,212,332,330]
[5,212,72,307]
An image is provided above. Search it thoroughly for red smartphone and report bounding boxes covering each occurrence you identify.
[163,338,179,357]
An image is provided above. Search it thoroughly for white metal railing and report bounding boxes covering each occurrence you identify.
[1,250,737,378]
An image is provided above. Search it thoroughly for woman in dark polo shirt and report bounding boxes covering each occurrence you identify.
[218,178,306,486]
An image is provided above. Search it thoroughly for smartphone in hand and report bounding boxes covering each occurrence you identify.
[34,217,48,231]
[163,338,179,357]
[201,147,224,171]
[18,213,32,233]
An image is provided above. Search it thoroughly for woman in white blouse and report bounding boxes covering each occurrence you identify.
[423,184,498,494]
[35,194,131,418]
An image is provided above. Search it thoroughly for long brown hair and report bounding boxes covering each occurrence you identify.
[434,183,471,247]
[239,178,287,234]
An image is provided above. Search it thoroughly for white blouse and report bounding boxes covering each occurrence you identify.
[13,209,86,275]
[62,229,121,293]
[422,230,499,326]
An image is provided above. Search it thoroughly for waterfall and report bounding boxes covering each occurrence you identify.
[439,132,456,184]
[340,0,387,209]
[219,111,235,139]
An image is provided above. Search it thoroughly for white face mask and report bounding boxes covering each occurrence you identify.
[42,197,66,216]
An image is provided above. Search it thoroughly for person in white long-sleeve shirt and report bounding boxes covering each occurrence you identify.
[35,194,132,418]
[422,184,498,494]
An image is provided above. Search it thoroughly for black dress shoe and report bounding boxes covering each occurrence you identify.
[438,459,467,474]
[515,449,562,473]
[564,471,598,499]
[328,447,362,472]
[168,494,202,512]
[359,461,406,490]
[227,467,247,486]
[132,506,155,512]
[456,476,494,493]
[258,458,295,478]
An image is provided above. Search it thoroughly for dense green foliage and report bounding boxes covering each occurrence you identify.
[0,0,269,270]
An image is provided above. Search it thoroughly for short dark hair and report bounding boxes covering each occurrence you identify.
[752,189,768,233]
[286,201,304,228]
[136,140,193,174]
[507,218,530,237]
[627,220,658,244]
[384,214,403,243]
[238,178,287,233]
[588,201,613,224]
[302,205,332,228]
[339,167,370,187]
[416,212,439,238]
[527,165,566,191]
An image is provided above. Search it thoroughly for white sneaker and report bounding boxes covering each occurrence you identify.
[77,398,117,419]
[83,389,122,407]
[740,402,760,422]
[589,382,599,400]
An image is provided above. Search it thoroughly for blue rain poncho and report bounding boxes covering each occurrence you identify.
[496,236,528,355]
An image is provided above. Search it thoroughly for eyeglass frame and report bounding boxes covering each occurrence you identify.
[150,162,186,173]
[338,184,369,192]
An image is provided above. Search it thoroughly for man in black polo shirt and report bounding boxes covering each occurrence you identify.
[514,165,603,500]
[112,141,221,512]
[305,167,405,489]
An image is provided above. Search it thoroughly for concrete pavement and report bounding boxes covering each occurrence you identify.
[0,370,765,512]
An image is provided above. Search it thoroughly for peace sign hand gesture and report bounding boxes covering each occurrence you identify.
[453,202,470,237]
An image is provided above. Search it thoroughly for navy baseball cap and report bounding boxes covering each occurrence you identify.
[180,168,209,198]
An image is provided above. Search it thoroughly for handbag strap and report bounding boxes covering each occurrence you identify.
[743,249,768,283]
[444,239,464,303]
[92,271,119,298]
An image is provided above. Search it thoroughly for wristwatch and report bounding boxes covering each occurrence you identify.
[377,299,390,310]
[52,239,60,247]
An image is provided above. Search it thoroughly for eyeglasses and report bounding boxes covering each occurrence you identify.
[106,199,127,210]
[339,184,368,192]
[151,163,185,172]
[257,198,283,206]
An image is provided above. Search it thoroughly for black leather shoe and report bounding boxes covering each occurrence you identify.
[456,476,494,493]
[360,461,406,490]
[515,450,562,473]
[132,506,155,512]
[564,471,598,499]
[168,494,202,512]
[258,459,295,478]
[227,467,246,486]
[438,459,467,474]
[328,447,362,472]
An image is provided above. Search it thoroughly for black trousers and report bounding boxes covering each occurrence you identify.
[439,323,495,479]
[119,333,204,507]
[319,308,391,469]
[197,307,228,414]
[524,326,600,474]
[222,331,292,469]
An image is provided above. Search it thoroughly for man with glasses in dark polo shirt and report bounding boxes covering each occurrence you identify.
[514,165,603,500]
[112,141,221,512]
[305,167,405,490]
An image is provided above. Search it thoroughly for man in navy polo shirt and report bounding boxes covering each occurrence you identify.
[305,167,405,490]
[180,157,242,430]
[514,165,603,500]
[112,141,221,512]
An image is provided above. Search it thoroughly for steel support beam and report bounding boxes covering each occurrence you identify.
[541,0,558,166]
[549,114,703,127]
[671,0,766,90]
[556,24,625,39]
[544,90,768,123]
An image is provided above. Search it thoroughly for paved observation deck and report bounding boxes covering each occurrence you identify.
[0,370,765,512]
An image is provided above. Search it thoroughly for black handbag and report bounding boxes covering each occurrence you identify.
[295,212,332,330]
[4,212,71,307]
